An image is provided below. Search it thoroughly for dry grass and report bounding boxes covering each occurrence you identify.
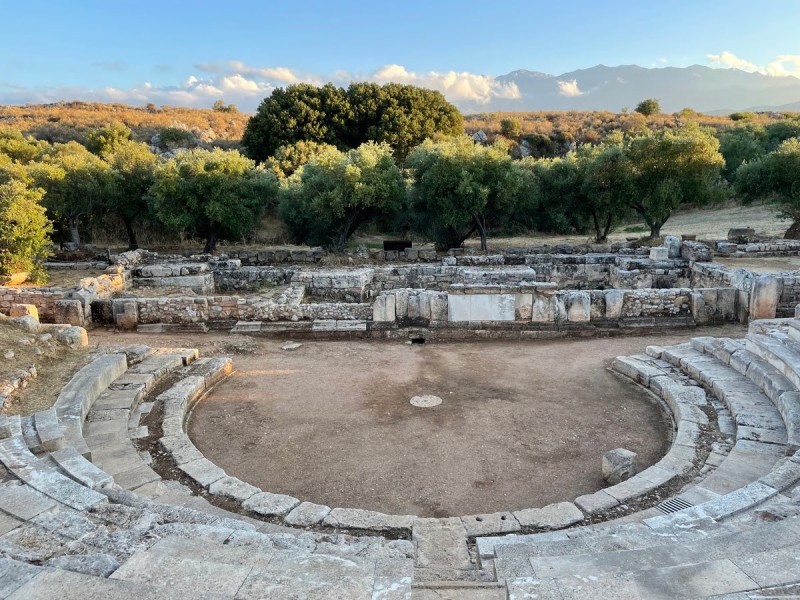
[463,110,791,145]
[0,320,92,416]
[5,269,108,289]
[0,101,250,146]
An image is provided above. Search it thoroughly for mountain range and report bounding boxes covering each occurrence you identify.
[482,65,800,114]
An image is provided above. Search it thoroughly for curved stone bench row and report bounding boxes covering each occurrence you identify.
[152,351,709,541]
[83,350,198,491]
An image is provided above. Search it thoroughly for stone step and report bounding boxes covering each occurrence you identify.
[747,333,800,390]
[49,447,113,489]
[507,538,800,599]
[692,337,800,449]
[0,414,22,439]
[0,436,106,511]
[4,561,166,600]
[502,517,800,583]
[786,318,800,343]
[412,582,506,599]
[20,416,42,454]
[54,353,129,460]
[110,532,413,599]
[32,408,64,453]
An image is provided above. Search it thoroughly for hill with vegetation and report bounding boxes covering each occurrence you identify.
[0,101,249,148]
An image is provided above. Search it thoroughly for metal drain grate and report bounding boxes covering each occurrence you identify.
[656,497,694,514]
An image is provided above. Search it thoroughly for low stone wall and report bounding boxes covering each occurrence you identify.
[0,271,129,325]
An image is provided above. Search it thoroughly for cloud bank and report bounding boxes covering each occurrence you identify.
[0,62,520,112]
[707,51,800,78]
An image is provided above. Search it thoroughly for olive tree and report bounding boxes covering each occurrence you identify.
[0,180,53,282]
[33,142,111,245]
[735,139,800,238]
[581,143,634,242]
[150,148,278,253]
[278,142,405,251]
[407,136,522,251]
[626,125,725,237]
[635,99,661,116]
[102,140,159,250]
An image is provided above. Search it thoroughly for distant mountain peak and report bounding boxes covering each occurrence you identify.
[482,64,800,114]
[498,69,554,80]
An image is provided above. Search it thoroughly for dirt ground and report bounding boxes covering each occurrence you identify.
[4,269,107,289]
[0,321,92,416]
[93,325,745,517]
[716,256,800,274]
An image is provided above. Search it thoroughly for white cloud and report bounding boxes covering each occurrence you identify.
[707,51,800,78]
[367,64,520,104]
[658,58,668,64]
[556,79,583,97]
[0,61,521,111]
[707,51,761,73]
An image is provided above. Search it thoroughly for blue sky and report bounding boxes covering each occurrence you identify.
[2,0,799,110]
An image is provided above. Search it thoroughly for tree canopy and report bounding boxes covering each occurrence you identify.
[635,99,661,116]
[242,82,462,162]
[151,148,278,253]
[279,142,405,251]
[407,136,522,251]
[736,138,800,236]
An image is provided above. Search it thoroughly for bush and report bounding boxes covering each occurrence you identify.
[500,118,522,140]
[0,180,53,282]
[635,99,661,116]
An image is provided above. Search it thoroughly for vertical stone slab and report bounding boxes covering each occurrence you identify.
[515,294,533,321]
[691,292,709,324]
[429,292,449,321]
[393,290,409,319]
[494,294,516,321]
[447,295,470,322]
[567,292,591,322]
[372,295,396,322]
[749,275,783,320]
[55,299,85,326]
[664,235,681,259]
[604,290,624,319]
[530,293,552,322]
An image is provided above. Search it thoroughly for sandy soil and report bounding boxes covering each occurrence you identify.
[89,326,738,517]
[716,256,800,274]
[4,269,107,289]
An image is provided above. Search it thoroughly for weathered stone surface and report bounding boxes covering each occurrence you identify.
[208,476,260,502]
[44,553,120,577]
[664,235,681,259]
[512,502,584,530]
[242,491,299,516]
[178,458,226,487]
[0,484,56,520]
[750,275,782,320]
[603,447,638,484]
[323,508,415,532]
[460,512,521,536]
[284,501,331,526]
[412,517,471,569]
[9,304,38,320]
[373,294,396,322]
[649,246,669,260]
[574,490,619,515]
[55,326,88,349]
[55,299,85,326]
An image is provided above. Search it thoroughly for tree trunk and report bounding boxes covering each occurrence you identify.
[337,211,363,253]
[68,217,81,246]
[602,213,614,241]
[475,216,488,251]
[204,227,219,254]
[650,223,661,238]
[591,211,603,243]
[123,218,138,251]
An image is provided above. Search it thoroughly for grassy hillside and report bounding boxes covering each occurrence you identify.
[2,101,796,152]
[0,101,250,147]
